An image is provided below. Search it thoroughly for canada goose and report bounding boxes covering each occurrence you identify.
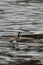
[10,32,21,48]
[16,0,31,6]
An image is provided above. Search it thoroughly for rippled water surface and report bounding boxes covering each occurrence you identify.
[0,0,43,65]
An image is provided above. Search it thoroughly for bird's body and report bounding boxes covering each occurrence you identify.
[10,32,21,48]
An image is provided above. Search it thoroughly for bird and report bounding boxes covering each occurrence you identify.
[10,32,21,48]
[16,0,31,6]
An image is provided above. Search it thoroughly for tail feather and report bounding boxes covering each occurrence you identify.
[10,40,13,43]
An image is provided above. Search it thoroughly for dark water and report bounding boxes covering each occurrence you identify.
[0,0,43,65]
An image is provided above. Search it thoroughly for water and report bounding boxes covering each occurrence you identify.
[0,0,43,65]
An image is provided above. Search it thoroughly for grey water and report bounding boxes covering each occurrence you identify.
[0,0,43,65]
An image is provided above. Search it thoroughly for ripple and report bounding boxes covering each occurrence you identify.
[0,1,43,65]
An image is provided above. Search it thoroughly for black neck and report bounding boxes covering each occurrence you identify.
[18,32,20,37]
